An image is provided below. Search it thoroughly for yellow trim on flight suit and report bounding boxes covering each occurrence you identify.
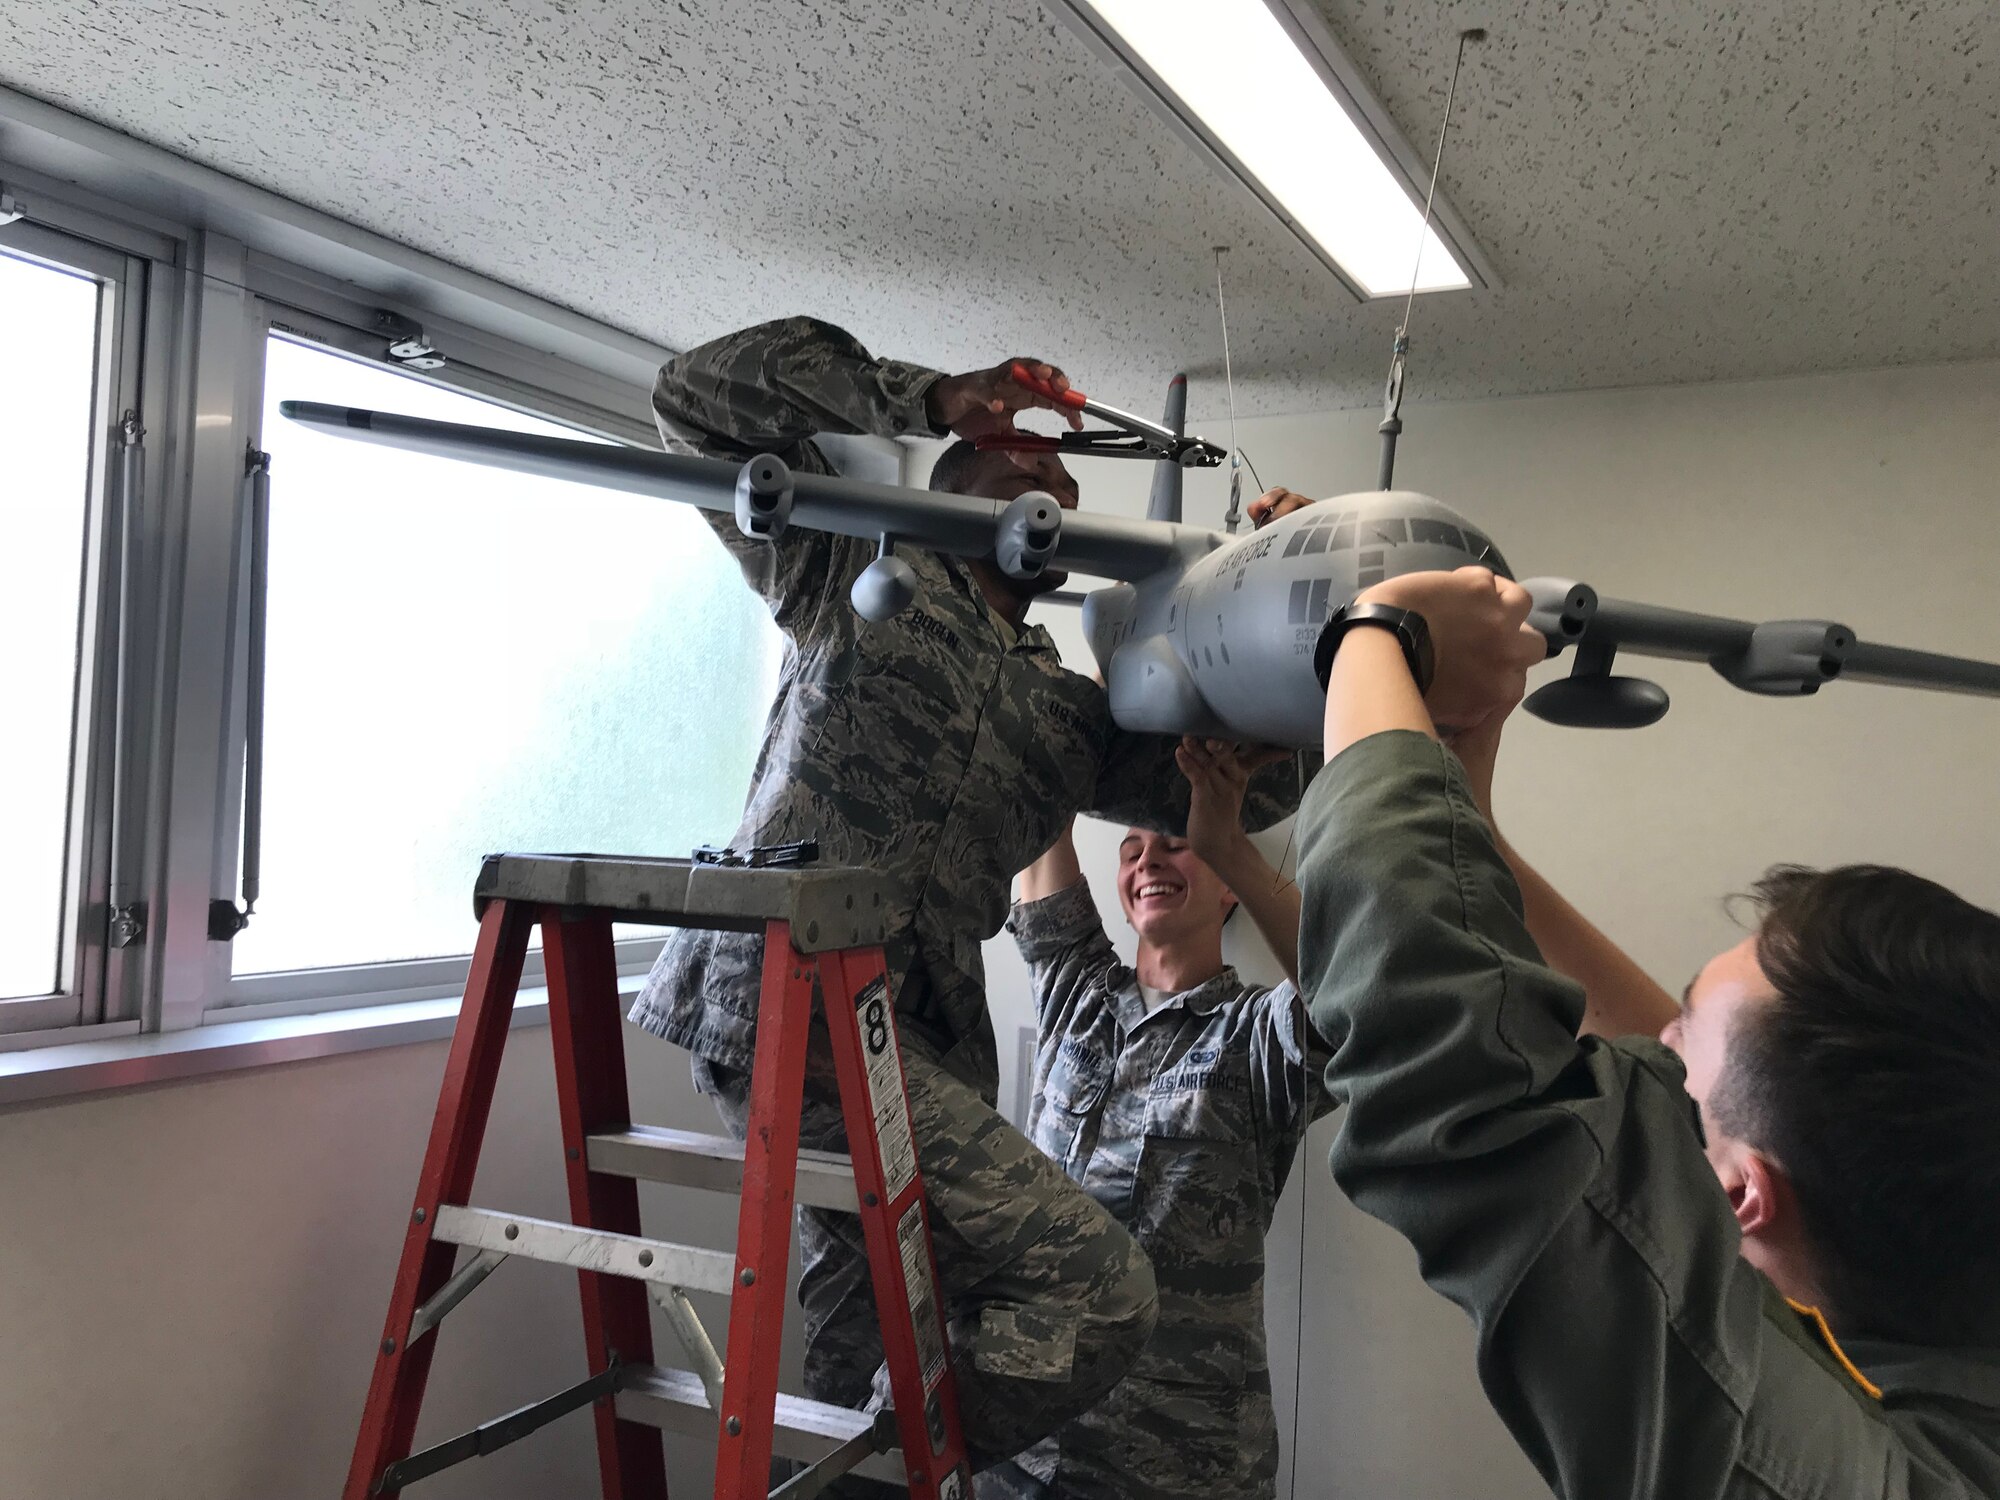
[1785,1297,1885,1400]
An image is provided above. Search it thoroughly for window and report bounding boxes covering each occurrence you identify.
[221,335,782,995]
[0,145,812,1058]
[0,225,140,1037]
[0,252,100,1000]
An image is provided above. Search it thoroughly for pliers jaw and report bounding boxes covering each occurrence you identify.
[974,362,1228,469]
[973,429,1227,467]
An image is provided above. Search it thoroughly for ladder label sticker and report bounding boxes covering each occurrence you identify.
[896,1202,949,1389]
[856,976,918,1205]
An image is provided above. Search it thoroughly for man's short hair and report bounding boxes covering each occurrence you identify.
[1712,864,2000,1346]
[928,439,984,497]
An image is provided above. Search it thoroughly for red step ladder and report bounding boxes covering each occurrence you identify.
[344,852,971,1500]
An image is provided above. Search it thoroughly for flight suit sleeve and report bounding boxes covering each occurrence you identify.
[1295,730,1911,1500]
[651,315,945,633]
[1087,728,1320,836]
[1006,878,1122,1033]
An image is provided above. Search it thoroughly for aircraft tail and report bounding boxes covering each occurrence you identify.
[1145,374,1188,524]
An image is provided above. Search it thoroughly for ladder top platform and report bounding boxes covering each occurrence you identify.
[474,853,893,952]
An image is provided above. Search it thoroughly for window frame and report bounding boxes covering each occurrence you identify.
[0,105,897,1079]
[0,221,151,1036]
[174,265,688,1025]
[0,152,713,1050]
[213,311,679,1017]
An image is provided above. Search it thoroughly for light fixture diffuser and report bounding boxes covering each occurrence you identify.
[1059,0,1483,300]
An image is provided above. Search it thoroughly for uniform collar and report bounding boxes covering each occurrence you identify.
[1015,619,1059,654]
[1841,1336,2000,1411]
[933,551,1057,654]
[1111,966,1244,1030]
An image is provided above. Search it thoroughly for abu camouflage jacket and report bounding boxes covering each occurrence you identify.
[629,317,1313,1095]
[1001,878,1334,1499]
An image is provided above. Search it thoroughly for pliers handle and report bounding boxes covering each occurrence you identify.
[973,362,1227,469]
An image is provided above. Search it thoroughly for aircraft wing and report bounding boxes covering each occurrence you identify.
[1523,577,2000,727]
[278,402,1204,602]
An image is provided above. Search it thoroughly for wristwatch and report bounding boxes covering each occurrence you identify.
[1314,602,1436,694]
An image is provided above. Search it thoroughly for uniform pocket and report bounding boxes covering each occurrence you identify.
[1134,1133,1259,1252]
[1044,1041,1110,1113]
[1034,1041,1110,1171]
[972,1303,1081,1384]
[1141,1045,1254,1144]
[1133,1063,1263,1307]
[1075,1372,1252,1491]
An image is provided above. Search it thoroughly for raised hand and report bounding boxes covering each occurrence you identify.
[926,358,1087,441]
[1247,487,1316,528]
[1357,567,1547,732]
[1177,737,1291,869]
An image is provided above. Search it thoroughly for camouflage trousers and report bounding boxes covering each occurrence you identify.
[694,1021,1159,1485]
[972,1375,1283,1500]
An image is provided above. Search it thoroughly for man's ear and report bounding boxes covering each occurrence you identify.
[1727,1149,1787,1239]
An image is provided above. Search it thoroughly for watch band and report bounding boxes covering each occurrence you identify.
[1314,602,1436,694]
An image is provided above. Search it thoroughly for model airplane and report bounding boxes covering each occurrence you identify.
[279,387,2000,749]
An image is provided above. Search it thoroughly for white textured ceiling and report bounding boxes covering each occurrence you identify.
[2,1,1994,419]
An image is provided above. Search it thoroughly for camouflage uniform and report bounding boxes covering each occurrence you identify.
[626,317,1313,1475]
[1297,731,2000,1498]
[976,879,1334,1500]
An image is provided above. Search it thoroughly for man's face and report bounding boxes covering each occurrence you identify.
[965,450,1080,511]
[964,449,1078,596]
[1116,828,1235,947]
[1662,935,1779,1173]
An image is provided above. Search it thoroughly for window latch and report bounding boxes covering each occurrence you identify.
[109,904,147,949]
[374,310,447,370]
[0,183,24,227]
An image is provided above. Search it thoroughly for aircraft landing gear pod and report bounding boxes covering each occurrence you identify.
[852,541,919,622]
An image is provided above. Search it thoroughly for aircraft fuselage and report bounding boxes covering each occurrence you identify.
[1085,492,1507,747]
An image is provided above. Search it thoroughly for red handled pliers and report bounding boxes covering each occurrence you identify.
[973,362,1227,469]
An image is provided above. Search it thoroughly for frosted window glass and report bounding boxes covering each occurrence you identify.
[0,253,99,1000]
[235,337,781,975]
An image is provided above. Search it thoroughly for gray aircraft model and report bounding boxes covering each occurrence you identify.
[280,385,2000,749]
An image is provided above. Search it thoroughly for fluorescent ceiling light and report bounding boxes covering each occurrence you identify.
[1067,0,1474,299]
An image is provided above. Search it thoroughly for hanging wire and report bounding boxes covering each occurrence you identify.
[1215,246,1246,533]
[1377,27,1483,491]
[1237,447,1266,494]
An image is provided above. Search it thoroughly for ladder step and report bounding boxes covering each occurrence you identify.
[614,1365,906,1487]
[431,1205,736,1297]
[473,854,893,952]
[587,1127,860,1213]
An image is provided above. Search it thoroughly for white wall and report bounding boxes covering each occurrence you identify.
[3,357,1995,1500]
[0,1025,774,1499]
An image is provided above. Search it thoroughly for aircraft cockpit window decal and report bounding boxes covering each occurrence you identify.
[1410,518,1467,550]
[1362,518,1407,545]
[1287,578,1335,625]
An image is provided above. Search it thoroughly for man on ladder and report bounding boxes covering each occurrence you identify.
[629,316,1315,1488]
